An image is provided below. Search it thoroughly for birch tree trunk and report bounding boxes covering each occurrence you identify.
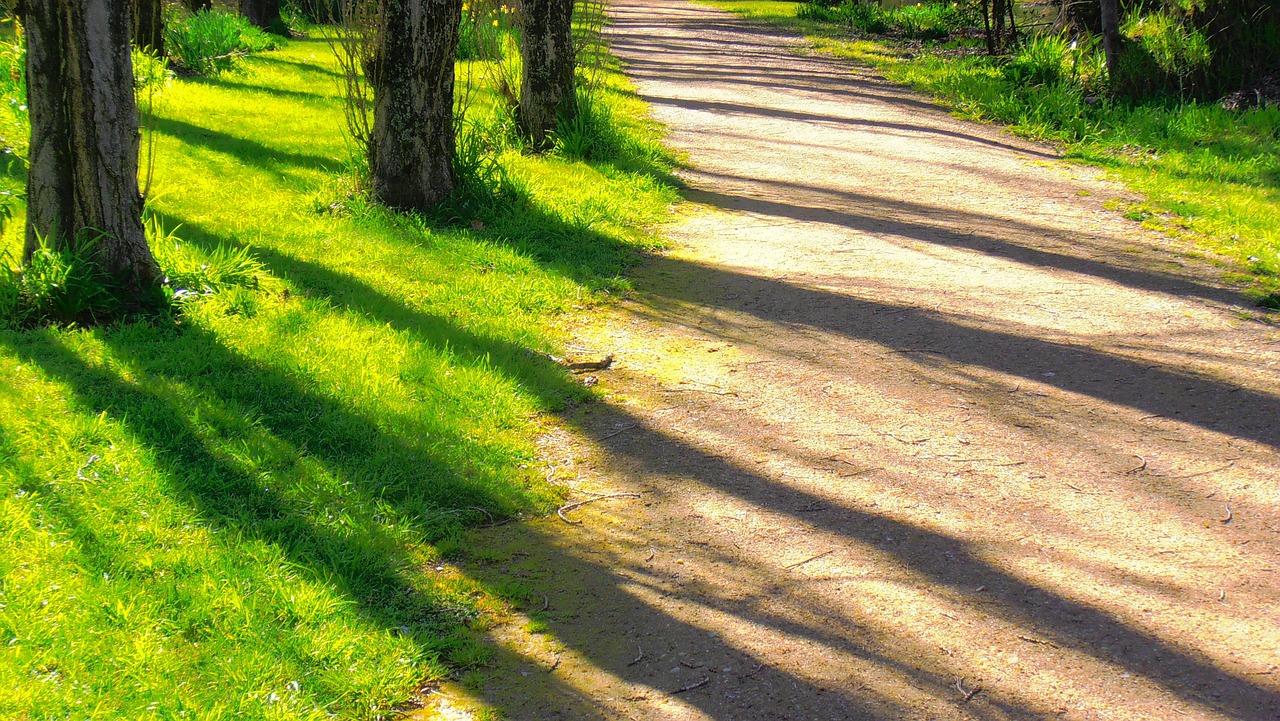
[21,0,160,293]
[520,0,576,148]
[367,0,461,211]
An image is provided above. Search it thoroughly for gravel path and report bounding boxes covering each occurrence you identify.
[428,1,1280,718]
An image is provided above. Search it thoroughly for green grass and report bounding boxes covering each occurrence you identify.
[706,0,1280,304]
[0,34,677,720]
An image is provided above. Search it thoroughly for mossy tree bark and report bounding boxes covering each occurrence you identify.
[20,0,159,293]
[519,0,576,148]
[367,0,461,211]
[240,0,288,34]
[134,0,164,56]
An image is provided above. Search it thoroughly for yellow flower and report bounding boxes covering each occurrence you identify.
[492,19,500,26]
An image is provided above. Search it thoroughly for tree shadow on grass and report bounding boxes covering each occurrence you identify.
[151,116,338,173]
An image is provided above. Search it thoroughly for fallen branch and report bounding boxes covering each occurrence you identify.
[599,424,638,441]
[670,677,710,695]
[955,677,982,703]
[556,492,642,524]
[786,550,834,569]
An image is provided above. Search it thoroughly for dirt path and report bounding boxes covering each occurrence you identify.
[427,0,1280,718]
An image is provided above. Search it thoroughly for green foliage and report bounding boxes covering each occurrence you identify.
[1116,8,1213,98]
[1003,34,1071,87]
[132,48,173,93]
[710,0,1280,301]
[164,8,285,76]
[0,233,120,328]
[0,18,27,165]
[0,35,678,719]
[795,0,967,39]
[457,0,520,61]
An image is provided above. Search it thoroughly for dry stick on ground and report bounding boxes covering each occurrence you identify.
[627,647,644,666]
[786,550,835,569]
[671,677,710,695]
[955,677,982,702]
[599,424,638,441]
[557,493,642,524]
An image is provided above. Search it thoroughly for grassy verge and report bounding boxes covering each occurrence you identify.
[704,0,1280,308]
[0,34,677,720]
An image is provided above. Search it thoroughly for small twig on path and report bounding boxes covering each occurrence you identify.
[955,677,982,703]
[663,386,738,396]
[1016,635,1060,649]
[1065,483,1097,495]
[557,493,642,524]
[627,646,645,666]
[1219,506,1233,524]
[741,663,765,678]
[1217,588,1227,604]
[599,424,638,441]
[873,429,930,445]
[1124,454,1148,475]
[539,594,550,612]
[838,467,882,478]
[670,677,710,695]
[785,550,834,569]
[1174,461,1236,480]
[547,655,561,672]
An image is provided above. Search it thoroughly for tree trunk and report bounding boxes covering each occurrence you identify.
[21,0,159,294]
[367,0,461,212]
[1099,0,1122,81]
[240,0,288,34]
[134,0,165,57]
[519,0,576,148]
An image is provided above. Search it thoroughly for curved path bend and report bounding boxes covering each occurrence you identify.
[432,1,1280,719]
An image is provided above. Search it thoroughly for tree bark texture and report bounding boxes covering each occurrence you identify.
[1099,0,1122,81]
[519,0,575,148]
[134,0,164,56]
[21,0,159,291]
[368,0,461,211]
[240,0,288,34]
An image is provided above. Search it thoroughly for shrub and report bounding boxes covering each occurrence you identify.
[0,232,121,328]
[164,8,284,76]
[1004,34,1071,86]
[890,3,964,40]
[797,0,966,39]
[147,214,264,305]
[1115,9,1213,98]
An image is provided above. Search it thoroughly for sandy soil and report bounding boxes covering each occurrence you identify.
[423,0,1280,718]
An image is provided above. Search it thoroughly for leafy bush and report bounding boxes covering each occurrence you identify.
[1004,34,1071,86]
[1116,9,1212,98]
[164,8,284,76]
[0,232,121,328]
[797,0,966,39]
[891,3,964,40]
[147,214,264,305]
[457,0,518,61]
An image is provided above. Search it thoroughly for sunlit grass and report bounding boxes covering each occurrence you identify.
[706,0,1280,304]
[0,34,677,720]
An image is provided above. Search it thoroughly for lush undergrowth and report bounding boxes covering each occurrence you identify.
[706,0,1280,306]
[0,34,677,720]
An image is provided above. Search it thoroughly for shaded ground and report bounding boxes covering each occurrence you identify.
[424,0,1280,718]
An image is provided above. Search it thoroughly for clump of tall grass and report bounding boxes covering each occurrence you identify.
[797,0,968,40]
[165,7,284,76]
